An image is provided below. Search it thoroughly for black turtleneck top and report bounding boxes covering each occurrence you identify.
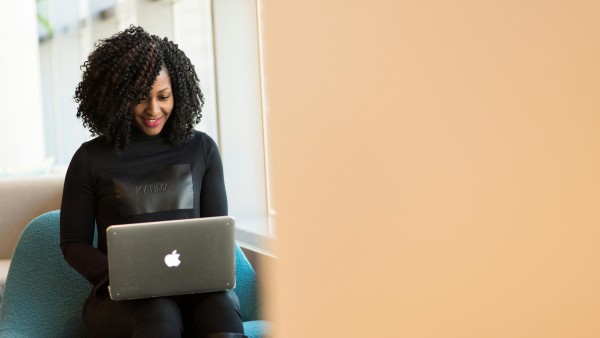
[59,128,227,289]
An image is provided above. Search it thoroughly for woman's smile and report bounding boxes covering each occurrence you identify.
[140,115,165,128]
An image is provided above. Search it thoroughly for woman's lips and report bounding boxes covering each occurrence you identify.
[142,115,164,128]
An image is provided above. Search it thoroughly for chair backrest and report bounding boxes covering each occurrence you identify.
[0,210,261,337]
[234,240,260,321]
[0,210,90,337]
[0,175,64,260]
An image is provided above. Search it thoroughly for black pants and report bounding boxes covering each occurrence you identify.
[83,288,244,338]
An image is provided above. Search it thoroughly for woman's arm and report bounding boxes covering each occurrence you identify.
[199,134,228,217]
[59,144,108,287]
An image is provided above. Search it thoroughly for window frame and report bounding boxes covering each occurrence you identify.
[211,0,275,254]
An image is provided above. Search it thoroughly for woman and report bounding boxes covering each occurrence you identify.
[60,25,247,338]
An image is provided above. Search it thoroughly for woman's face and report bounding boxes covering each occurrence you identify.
[132,68,174,136]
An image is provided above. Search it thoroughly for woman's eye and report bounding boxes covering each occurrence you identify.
[158,96,170,101]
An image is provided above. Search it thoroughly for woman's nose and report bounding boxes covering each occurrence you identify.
[147,99,161,115]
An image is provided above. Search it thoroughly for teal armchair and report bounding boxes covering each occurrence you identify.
[0,211,269,338]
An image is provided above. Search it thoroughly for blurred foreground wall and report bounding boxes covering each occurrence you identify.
[262,1,600,337]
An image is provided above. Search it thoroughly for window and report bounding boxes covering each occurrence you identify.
[212,0,275,253]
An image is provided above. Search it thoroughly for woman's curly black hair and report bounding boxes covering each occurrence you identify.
[74,25,204,150]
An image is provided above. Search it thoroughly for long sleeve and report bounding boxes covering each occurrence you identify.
[200,134,228,217]
[60,144,109,287]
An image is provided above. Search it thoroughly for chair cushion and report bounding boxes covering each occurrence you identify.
[244,320,271,338]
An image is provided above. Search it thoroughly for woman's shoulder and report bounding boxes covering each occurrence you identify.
[190,130,218,148]
[187,131,221,163]
[77,135,111,153]
[67,135,106,163]
[191,129,209,139]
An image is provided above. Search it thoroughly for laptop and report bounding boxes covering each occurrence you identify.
[106,216,236,301]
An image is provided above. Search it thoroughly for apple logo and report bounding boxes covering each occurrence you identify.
[164,250,181,267]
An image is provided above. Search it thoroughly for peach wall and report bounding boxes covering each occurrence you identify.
[261,1,600,337]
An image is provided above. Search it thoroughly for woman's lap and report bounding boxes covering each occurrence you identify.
[83,290,242,338]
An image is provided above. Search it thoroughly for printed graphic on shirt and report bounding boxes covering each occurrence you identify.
[113,164,194,216]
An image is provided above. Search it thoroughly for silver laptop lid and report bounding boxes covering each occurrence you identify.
[106,216,236,301]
